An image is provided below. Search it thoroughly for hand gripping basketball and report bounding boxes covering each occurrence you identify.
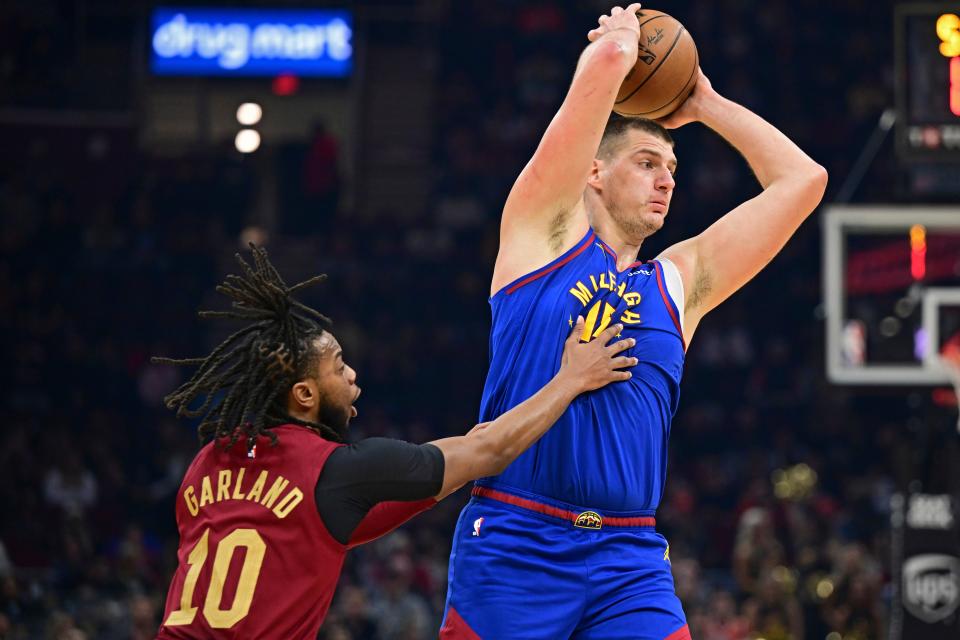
[587,4,644,43]
[653,68,715,129]
[591,5,702,120]
[561,318,637,392]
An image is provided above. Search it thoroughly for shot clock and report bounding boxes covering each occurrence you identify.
[896,4,960,160]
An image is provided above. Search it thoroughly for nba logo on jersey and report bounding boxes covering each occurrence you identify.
[472,517,484,536]
[248,443,257,459]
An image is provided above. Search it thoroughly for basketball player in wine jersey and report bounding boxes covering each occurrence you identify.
[154,246,635,639]
[440,4,827,639]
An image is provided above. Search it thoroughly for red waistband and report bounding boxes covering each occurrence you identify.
[471,486,656,529]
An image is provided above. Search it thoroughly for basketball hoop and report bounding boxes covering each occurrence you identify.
[938,334,960,433]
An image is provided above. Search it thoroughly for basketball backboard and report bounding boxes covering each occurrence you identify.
[823,206,960,385]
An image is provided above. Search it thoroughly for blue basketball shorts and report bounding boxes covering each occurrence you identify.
[440,487,690,640]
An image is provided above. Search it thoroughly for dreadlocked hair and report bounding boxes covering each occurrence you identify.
[153,244,344,447]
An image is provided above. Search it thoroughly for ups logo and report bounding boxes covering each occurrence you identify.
[903,554,960,623]
[575,511,603,529]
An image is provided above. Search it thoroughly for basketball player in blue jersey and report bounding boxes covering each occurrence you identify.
[440,4,827,639]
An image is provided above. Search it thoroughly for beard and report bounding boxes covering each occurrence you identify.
[607,199,664,241]
[318,397,351,440]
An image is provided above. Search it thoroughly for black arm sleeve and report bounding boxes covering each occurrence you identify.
[315,438,444,545]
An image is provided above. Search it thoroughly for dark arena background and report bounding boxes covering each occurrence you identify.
[2,1,960,638]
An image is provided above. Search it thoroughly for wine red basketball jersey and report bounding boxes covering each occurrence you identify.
[158,424,344,639]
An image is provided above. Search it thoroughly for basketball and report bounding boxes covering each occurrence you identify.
[613,9,699,119]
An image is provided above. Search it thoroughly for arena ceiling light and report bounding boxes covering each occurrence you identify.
[236,102,263,126]
[235,129,261,153]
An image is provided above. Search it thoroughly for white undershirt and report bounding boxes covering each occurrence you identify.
[656,257,685,335]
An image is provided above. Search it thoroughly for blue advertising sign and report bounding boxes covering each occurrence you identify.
[150,8,352,77]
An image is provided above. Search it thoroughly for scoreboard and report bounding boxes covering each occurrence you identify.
[896,4,960,159]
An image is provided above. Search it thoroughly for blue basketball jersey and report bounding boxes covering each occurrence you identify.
[477,228,686,513]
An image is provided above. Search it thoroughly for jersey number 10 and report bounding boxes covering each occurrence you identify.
[164,528,266,629]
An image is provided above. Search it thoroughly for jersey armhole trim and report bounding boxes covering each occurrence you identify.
[311,441,350,550]
[494,229,596,298]
[651,260,687,352]
[656,257,685,328]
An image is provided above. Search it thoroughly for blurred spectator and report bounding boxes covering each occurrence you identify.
[337,585,380,640]
[742,572,804,640]
[372,553,432,640]
[700,591,751,640]
[293,120,342,234]
[43,453,97,520]
[733,507,785,594]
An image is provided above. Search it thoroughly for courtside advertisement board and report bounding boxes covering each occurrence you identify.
[891,492,960,639]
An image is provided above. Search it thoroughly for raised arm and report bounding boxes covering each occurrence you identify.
[492,5,642,294]
[429,320,634,499]
[657,71,828,340]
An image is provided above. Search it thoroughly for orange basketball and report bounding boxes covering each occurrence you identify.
[613,9,699,119]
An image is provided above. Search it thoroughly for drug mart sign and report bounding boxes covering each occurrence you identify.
[150,8,352,77]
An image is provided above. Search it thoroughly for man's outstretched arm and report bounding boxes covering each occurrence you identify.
[316,321,637,546]
[658,72,828,338]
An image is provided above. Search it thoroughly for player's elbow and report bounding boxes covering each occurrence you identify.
[807,164,829,207]
[794,163,828,210]
[807,163,829,193]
